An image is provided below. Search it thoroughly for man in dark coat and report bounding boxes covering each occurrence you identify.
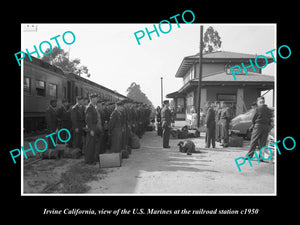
[214,102,222,142]
[220,101,231,148]
[45,99,58,149]
[85,94,99,164]
[95,99,104,155]
[161,100,172,148]
[246,96,272,161]
[156,106,162,137]
[71,96,84,150]
[205,101,216,148]
[56,99,71,144]
[108,101,123,153]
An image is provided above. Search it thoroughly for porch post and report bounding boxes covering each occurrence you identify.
[236,88,245,115]
[200,88,207,111]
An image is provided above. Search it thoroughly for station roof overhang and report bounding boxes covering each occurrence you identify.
[175,51,274,78]
[167,72,275,98]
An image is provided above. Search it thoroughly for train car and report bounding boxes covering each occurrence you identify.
[23,56,127,133]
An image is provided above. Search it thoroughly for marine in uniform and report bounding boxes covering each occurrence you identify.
[101,101,110,152]
[156,106,162,137]
[205,101,216,148]
[214,102,222,142]
[45,99,58,149]
[161,100,172,148]
[81,97,89,153]
[219,101,231,148]
[246,96,272,160]
[85,94,99,164]
[70,96,84,150]
[95,99,104,155]
[56,99,71,144]
[108,101,123,153]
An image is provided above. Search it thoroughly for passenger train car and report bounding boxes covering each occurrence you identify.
[23,56,127,132]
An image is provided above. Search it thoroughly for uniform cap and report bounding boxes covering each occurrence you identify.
[89,93,98,98]
[257,96,265,101]
[76,96,83,101]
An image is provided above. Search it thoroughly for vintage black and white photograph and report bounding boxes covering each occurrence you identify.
[21,23,276,195]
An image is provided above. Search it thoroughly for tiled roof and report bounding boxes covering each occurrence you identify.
[188,51,271,60]
[175,50,274,78]
[202,71,274,82]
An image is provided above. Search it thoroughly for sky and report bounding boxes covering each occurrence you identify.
[22,23,276,107]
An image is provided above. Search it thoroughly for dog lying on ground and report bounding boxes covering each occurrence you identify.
[177,140,203,155]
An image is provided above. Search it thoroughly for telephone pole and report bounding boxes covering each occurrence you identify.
[197,25,204,128]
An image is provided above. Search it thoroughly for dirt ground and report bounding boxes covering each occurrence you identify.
[23,131,275,195]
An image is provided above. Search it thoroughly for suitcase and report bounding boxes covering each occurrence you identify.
[229,135,244,147]
[99,153,122,168]
[42,148,64,159]
[130,133,140,149]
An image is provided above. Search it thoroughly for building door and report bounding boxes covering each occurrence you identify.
[67,81,75,104]
[217,93,237,117]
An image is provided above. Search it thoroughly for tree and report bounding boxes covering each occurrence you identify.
[203,26,222,53]
[41,46,91,77]
[126,82,154,108]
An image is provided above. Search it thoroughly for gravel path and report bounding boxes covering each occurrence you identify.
[87,131,275,195]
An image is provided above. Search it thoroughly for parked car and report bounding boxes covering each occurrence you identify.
[229,107,274,140]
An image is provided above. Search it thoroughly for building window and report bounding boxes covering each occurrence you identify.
[225,64,246,75]
[176,98,185,113]
[49,83,57,98]
[217,93,237,117]
[186,93,194,114]
[24,77,31,94]
[36,80,46,96]
[75,86,78,97]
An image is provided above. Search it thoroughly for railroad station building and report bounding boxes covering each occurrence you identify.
[166,51,275,121]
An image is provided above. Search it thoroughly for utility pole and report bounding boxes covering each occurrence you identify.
[197,25,204,128]
[160,77,163,107]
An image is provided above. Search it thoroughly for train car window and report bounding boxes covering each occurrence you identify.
[49,83,57,98]
[75,86,78,97]
[24,77,31,94]
[63,87,67,99]
[36,80,46,96]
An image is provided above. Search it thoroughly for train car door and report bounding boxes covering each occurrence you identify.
[67,80,75,105]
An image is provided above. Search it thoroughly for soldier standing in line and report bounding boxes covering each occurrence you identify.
[118,101,126,150]
[95,99,104,156]
[214,102,222,143]
[108,101,123,153]
[246,96,272,161]
[136,104,142,138]
[56,99,71,144]
[130,103,138,135]
[219,101,231,148]
[161,100,172,148]
[205,101,216,148]
[101,101,110,152]
[85,94,99,165]
[45,99,58,149]
[71,96,84,151]
[81,97,89,154]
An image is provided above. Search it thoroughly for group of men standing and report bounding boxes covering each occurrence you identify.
[45,94,152,165]
[158,97,273,162]
[205,101,233,148]
[156,100,233,149]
